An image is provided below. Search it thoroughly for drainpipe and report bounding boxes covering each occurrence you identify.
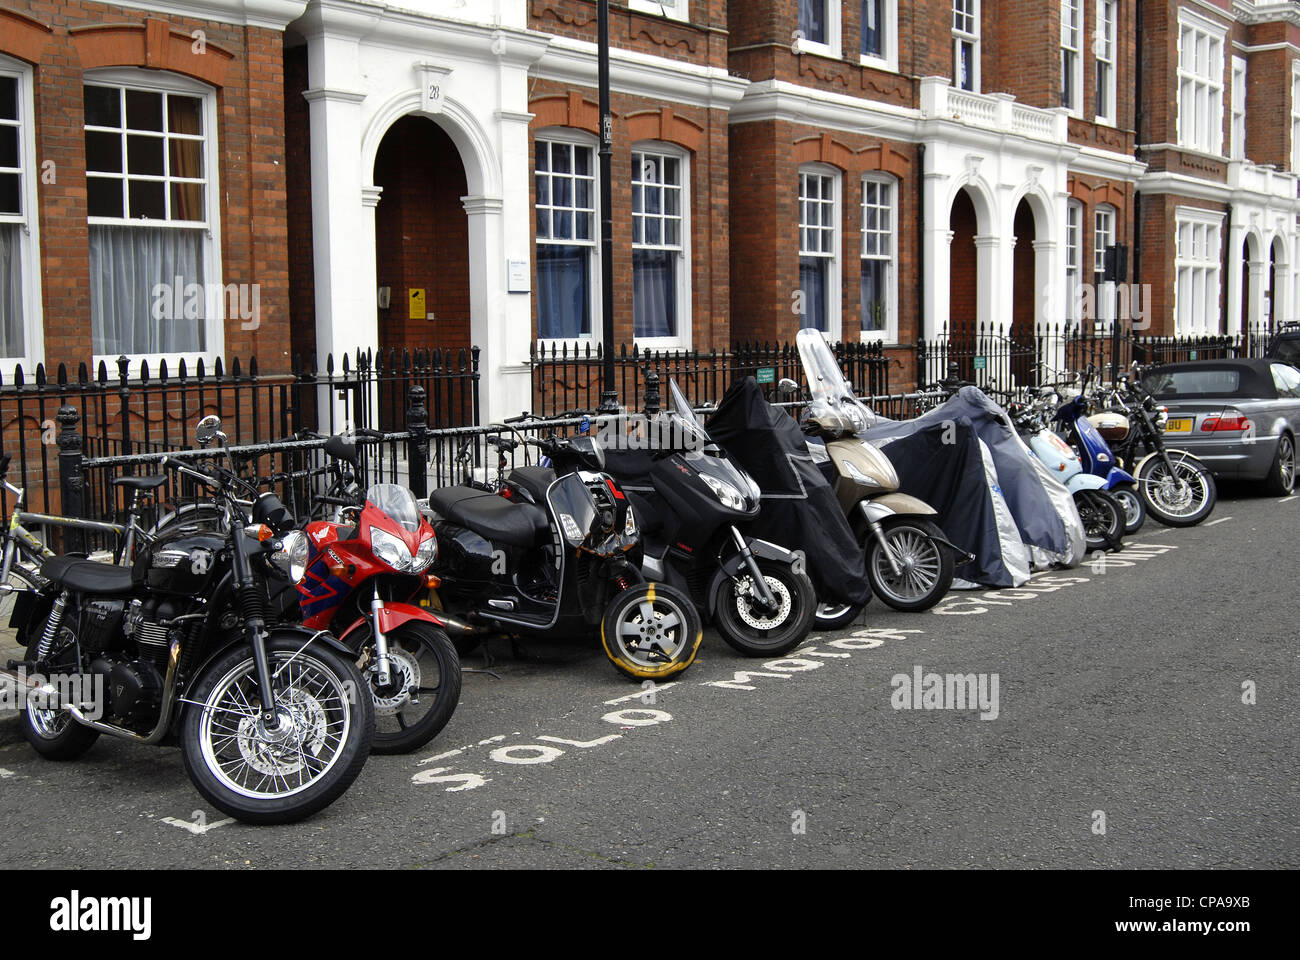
[917,143,926,388]
[1223,202,1234,341]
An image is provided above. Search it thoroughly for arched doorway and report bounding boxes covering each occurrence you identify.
[1240,236,1254,336]
[948,188,978,379]
[1011,199,1036,385]
[1269,237,1286,333]
[372,115,471,426]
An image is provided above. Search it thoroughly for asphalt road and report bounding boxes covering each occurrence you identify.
[1,484,1296,869]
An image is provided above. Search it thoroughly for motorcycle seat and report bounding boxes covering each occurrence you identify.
[508,465,556,503]
[429,486,549,549]
[40,555,136,594]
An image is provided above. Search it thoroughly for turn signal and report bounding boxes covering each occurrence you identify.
[424,574,441,588]
[256,524,274,541]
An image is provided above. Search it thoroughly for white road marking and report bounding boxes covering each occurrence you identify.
[160,813,233,835]
[1278,496,1297,504]
[1203,516,1233,527]
[0,768,15,779]
[603,682,677,705]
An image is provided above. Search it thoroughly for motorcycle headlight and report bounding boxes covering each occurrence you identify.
[742,472,762,504]
[701,474,746,511]
[270,530,309,583]
[411,533,438,573]
[370,526,413,572]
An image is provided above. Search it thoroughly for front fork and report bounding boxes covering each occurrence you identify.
[858,502,903,576]
[232,530,280,726]
[370,583,393,686]
[729,526,779,613]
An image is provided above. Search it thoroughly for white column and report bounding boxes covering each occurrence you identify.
[1247,258,1267,331]
[1225,222,1246,337]
[463,195,531,424]
[975,234,1000,332]
[922,168,950,342]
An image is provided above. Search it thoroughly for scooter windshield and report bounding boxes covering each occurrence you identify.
[795,328,877,434]
[366,483,421,533]
[668,378,711,451]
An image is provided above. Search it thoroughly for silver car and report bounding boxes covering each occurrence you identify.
[1141,358,1299,495]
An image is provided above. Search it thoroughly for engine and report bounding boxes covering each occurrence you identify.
[80,598,176,723]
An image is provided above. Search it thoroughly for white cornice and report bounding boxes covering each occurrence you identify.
[1234,0,1300,28]
[532,35,749,111]
[1069,144,1148,182]
[117,0,310,30]
[1135,169,1300,213]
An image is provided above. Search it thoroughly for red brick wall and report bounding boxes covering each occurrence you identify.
[284,43,314,367]
[949,188,978,333]
[0,1,291,374]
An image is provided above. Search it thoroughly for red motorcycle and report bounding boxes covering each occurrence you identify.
[296,481,461,754]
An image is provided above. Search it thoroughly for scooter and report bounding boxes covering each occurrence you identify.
[794,329,959,625]
[425,431,703,681]
[587,378,816,658]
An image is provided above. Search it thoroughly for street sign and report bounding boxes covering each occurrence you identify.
[756,366,776,384]
[973,356,987,371]
[1189,350,1198,360]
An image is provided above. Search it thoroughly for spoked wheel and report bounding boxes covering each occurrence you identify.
[813,602,864,631]
[601,582,703,681]
[1137,454,1216,527]
[181,638,373,824]
[365,623,462,755]
[864,518,955,612]
[714,559,815,657]
[1111,485,1146,536]
[1074,489,1125,552]
[20,687,101,761]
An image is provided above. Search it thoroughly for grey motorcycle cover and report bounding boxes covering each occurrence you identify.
[705,378,872,607]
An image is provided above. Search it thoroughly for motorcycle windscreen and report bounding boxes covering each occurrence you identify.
[366,483,421,534]
[796,328,878,434]
[668,378,711,450]
[547,473,598,546]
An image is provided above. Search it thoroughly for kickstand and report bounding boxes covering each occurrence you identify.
[462,642,501,680]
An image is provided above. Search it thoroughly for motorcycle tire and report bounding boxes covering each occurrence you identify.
[813,602,865,632]
[863,517,956,613]
[366,623,462,756]
[1074,489,1125,553]
[20,700,101,761]
[1111,484,1146,536]
[601,582,703,681]
[180,638,374,825]
[713,558,816,657]
[1137,454,1216,527]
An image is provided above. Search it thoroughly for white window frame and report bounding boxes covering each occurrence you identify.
[859,0,898,73]
[84,67,222,373]
[952,0,980,93]
[1094,203,1116,326]
[1093,0,1117,125]
[1175,11,1226,157]
[859,175,897,344]
[533,131,600,347]
[0,55,44,375]
[631,142,691,350]
[796,0,842,60]
[628,0,689,23]
[1291,61,1300,173]
[1061,0,1083,116]
[1173,206,1224,336]
[798,164,841,340]
[1231,56,1247,161]
[1065,199,1083,326]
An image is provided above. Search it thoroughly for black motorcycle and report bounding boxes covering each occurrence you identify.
[425,430,704,681]
[3,420,373,824]
[591,378,816,657]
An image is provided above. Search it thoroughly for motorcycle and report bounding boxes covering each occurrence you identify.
[587,378,816,657]
[1010,393,1126,553]
[425,430,703,681]
[794,329,958,622]
[1097,367,1217,527]
[1,418,373,824]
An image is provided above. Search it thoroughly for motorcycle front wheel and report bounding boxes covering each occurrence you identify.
[1111,484,1146,535]
[365,622,462,755]
[601,582,703,681]
[864,517,955,612]
[713,559,816,657]
[1074,489,1125,553]
[181,638,374,825]
[1137,454,1216,527]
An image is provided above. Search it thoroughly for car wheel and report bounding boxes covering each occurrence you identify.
[1264,433,1296,496]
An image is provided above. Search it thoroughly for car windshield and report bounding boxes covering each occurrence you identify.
[1271,337,1300,363]
[367,483,421,533]
[796,328,876,433]
[668,378,711,450]
[1142,368,1242,398]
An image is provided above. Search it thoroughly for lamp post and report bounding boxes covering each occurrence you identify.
[597,0,619,413]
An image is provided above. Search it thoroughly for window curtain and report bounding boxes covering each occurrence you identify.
[633,249,677,339]
[0,223,23,357]
[89,224,204,355]
[862,0,882,56]
[800,257,828,331]
[537,244,590,340]
[861,260,886,333]
[799,0,826,44]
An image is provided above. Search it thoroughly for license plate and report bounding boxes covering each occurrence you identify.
[1165,417,1193,434]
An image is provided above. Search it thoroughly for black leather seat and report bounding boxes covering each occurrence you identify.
[508,465,556,504]
[111,474,167,491]
[428,485,549,549]
[41,555,136,594]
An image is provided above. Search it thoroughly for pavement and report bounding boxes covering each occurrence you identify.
[0,483,1296,869]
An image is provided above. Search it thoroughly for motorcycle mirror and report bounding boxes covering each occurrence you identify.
[195,414,223,447]
[776,377,800,398]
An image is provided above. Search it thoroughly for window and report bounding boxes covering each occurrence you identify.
[1231,57,1247,161]
[1174,208,1223,335]
[860,177,896,343]
[1066,200,1082,325]
[798,0,840,58]
[1061,0,1083,115]
[1291,62,1300,173]
[1094,0,1117,124]
[861,0,897,70]
[1271,362,1300,398]
[632,147,689,344]
[0,58,41,367]
[1094,204,1115,326]
[799,167,840,337]
[535,137,597,342]
[628,0,688,23]
[84,72,221,363]
[1176,15,1225,155]
[952,0,980,92]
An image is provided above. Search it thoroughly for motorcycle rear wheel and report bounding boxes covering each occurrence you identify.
[601,583,702,681]
[813,602,864,631]
[1111,485,1146,536]
[714,559,815,657]
[1074,489,1125,553]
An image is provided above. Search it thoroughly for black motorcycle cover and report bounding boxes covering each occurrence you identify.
[704,378,871,606]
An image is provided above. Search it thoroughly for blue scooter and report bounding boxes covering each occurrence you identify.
[1051,368,1145,535]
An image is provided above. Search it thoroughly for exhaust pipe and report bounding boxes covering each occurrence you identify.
[435,613,485,637]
